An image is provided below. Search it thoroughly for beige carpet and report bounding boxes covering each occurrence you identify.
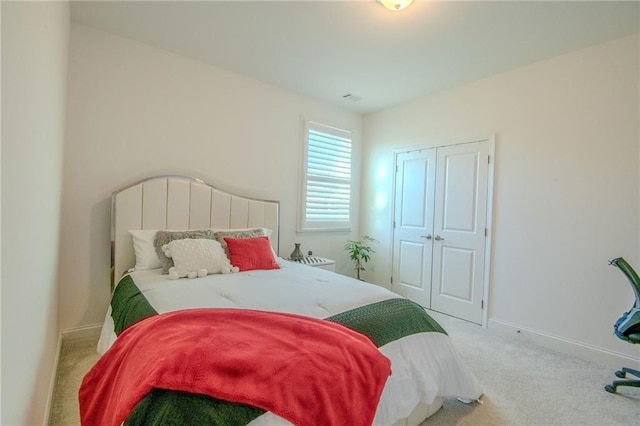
[50,312,639,425]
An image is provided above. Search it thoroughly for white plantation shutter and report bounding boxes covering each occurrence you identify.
[300,122,352,231]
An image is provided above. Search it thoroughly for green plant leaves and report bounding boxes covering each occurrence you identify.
[344,235,378,280]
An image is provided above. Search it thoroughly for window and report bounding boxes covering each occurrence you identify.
[299,121,352,232]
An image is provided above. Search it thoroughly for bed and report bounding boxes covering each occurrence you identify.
[86,175,482,426]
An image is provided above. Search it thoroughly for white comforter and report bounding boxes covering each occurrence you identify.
[98,260,482,425]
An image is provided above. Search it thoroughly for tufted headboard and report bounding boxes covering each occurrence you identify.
[111,175,280,286]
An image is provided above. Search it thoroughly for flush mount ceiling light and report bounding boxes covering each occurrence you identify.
[377,0,414,11]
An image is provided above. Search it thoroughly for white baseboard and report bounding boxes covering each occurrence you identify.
[44,332,63,425]
[488,318,640,370]
[61,323,103,340]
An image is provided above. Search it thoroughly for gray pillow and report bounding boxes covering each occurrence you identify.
[154,229,216,274]
[213,228,268,257]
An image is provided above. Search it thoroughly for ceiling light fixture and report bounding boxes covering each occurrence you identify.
[377,0,414,11]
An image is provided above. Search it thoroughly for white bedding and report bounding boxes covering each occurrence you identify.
[98,259,482,425]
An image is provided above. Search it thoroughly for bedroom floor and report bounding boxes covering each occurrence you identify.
[50,336,99,425]
[50,311,639,425]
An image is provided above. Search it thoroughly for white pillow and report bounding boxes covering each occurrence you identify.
[163,238,234,278]
[128,229,161,270]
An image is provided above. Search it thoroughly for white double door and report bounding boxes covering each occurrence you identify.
[391,140,491,324]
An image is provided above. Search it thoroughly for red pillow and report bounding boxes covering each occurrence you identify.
[223,236,280,272]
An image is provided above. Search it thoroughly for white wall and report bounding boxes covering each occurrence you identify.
[1,1,69,423]
[362,34,640,365]
[61,24,362,330]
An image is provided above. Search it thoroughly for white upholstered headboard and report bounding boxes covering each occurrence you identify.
[111,175,280,286]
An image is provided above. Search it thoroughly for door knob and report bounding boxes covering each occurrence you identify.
[420,234,432,240]
[434,235,444,241]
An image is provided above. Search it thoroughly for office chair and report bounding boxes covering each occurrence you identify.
[604,257,640,394]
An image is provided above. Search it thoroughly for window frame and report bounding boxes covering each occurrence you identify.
[298,120,353,233]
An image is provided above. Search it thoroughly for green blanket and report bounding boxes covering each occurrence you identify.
[109,275,446,425]
[111,275,157,335]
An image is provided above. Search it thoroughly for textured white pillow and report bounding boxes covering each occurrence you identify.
[163,238,234,278]
[128,229,161,270]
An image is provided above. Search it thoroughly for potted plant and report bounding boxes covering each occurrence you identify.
[344,235,378,280]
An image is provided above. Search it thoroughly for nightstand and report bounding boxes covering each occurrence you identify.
[287,256,336,272]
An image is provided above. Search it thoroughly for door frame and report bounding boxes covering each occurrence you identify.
[391,135,495,327]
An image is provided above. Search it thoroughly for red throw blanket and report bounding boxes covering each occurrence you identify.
[79,308,391,426]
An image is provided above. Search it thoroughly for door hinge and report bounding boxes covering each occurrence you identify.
[484,228,488,237]
[395,164,399,173]
[390,276,393,284]
[487,155,491,164]
[481,300,484,309]
[393,221,396,229]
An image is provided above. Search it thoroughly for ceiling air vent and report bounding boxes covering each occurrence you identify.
[342,93,362,102]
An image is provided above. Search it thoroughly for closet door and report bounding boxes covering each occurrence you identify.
[430,140,490,324]
[391,139,491,325]
[391,149,436,307]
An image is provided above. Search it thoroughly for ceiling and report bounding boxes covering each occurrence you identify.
[70,1,640,114]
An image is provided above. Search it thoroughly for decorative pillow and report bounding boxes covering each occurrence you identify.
[154,229,216,274]
[128,230,161,270]
[214,228,272,257]
[162,238,237,279]
[223,236,280,272]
